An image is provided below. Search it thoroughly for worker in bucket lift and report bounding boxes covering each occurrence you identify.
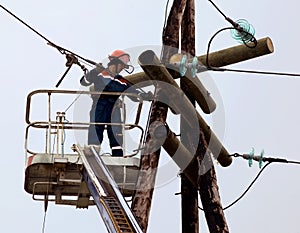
[80,49,152,157]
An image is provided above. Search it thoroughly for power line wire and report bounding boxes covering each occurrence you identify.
[222,154,300,210]
[42,210,47,233]
[207,0,257,47]
[162,0,170,32]
[207,0,227,19]
[197,155,300,211]
[205,0,300,78]
[222,162,271,210]
[197,162,271,211]
[0,4,96,65]
[0,5,50,43]
[210,66,300,78]
[204,26,300,78]
[286,160,300,165]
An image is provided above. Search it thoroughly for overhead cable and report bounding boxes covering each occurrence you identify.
[197,153,300,211]
[0,4,96,65]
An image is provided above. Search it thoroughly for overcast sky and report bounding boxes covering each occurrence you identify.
[1,0,300,233]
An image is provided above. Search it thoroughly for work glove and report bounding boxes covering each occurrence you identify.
[95,63,105,73]
[140,91,154,101]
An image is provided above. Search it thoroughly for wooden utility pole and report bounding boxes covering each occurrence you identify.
[138,49,230,232]
[131,0,187,232]
[135,50,233,167]
[180,1,199,233]
[130,99,167,232]
[160,0,187,63]
[179,1,228,231]
[130,1,274,232]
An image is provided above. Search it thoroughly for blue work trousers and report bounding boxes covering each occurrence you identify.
[88,98,123,156]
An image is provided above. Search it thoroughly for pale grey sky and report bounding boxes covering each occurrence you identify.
[1,0,300,232]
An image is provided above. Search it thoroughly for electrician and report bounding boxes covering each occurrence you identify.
[81,50,152,156]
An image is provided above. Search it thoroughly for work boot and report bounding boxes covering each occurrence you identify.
[111,148,123,157]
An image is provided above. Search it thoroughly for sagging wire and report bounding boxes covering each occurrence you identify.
[223,152,300,210]
[197,151,300,211]
[222,161,272,211]
[196,161,271,211]
[205,26,233,69]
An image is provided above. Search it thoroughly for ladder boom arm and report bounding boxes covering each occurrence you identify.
[76,145,142,233]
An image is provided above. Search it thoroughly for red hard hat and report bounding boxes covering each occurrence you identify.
[109,49,130,65]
